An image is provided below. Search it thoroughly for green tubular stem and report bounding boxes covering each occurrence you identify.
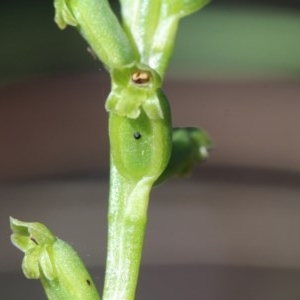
[102,164,152,300]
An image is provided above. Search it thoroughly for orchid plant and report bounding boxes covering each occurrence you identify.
[10,1,211,299]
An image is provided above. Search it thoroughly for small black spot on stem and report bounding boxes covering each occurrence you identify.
[134,132,141,140]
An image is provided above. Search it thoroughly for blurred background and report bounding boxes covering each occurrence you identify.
[1,0,300,299]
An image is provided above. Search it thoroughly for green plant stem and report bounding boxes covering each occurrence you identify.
[102,164,152,300]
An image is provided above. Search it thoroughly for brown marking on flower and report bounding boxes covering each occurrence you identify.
[131,71,150,85]
[30,236,38,245]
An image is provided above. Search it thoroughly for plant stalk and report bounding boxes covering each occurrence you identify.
[102,164,152,300]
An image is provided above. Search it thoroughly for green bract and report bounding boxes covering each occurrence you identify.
[10,217,100,300]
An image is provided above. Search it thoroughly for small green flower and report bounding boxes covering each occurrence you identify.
[106,64,163,119]
[10,217,100,300]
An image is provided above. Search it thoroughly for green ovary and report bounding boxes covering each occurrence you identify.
[109,91,172,182]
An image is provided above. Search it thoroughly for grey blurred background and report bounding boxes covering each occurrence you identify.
[1,1,300,299]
